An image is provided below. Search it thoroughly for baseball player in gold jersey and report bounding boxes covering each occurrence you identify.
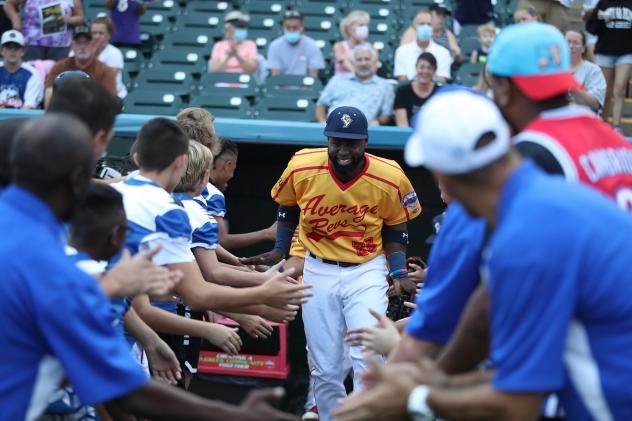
[242,106,421,420]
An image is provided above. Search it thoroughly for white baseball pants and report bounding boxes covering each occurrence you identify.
[302,253,388,421]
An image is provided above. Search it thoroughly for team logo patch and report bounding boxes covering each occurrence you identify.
[341,114,353,128]
[401,191,418,209]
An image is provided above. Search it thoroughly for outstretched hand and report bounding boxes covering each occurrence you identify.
[240,250,284,267]
[345,309,400,356]
[239,388,297,421]
[261,269,312,308]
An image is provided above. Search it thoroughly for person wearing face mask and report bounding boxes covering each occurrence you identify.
[316,45,394,126]
[394,9,452,83]
[267,10,325,77]
[566,29,606,111]
[209,11,257,75]
[333,10,372,74]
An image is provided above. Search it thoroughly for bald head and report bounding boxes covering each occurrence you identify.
[12,114,94,201]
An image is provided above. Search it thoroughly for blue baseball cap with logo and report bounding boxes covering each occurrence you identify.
[487,22,581,100]
[324,106,368,140]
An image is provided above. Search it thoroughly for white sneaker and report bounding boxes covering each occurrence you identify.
[302,406,319,420]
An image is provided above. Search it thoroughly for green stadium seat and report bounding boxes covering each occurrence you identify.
[459,36,481,58]
[348,3,394,22]
[173,14,224,42]
[139,32,158,54]
[189,94,253,118]
[261,75,323,99]
[133,69,195,95]
[248,14,280,32]
[249,28,281,53]
[123,90,182,115]
[254,96,316,122]
[241,1,287,17]
[303,16,336,38]
[120,48,143,74]
[455,62,484,87]
[197,72,258,98]
[139,12,170,37]
[457,24,480,39]
[182,0,232,16]
[299,2,341,20]
[85,6,107,20]
[144,0,180,20]
[146,50,207,75]
[159,31,212,60]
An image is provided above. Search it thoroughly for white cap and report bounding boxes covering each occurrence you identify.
[404,89,511,174]
[1,30,25,47]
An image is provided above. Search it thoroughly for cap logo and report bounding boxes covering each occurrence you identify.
[341,114,352,128]
[537,44,561,69]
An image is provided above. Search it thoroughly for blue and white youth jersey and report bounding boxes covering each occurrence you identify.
[112,174,194,266]
[197,182,226,218]
[0,186,148,421]
[174,193,219,250]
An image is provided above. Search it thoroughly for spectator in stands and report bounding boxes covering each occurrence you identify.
[44,25,117,107]
[566,29,606,112]
[394,10,452,82]
[452,0,493,35]
[514,5,540,23]
[587,1,632,133]
[518,0,569,31]
[3,0,84,60]
[394,52,438,127]
[470,23,495,64]
[333,10,371,75]
[106,0,145,47]
[267,10,325,77]
[429,4,462,62]
[90,17,126,98]
[401,6,461,62]
[0,29,43,108]
[209,11,257,75]
[316,45,394,126]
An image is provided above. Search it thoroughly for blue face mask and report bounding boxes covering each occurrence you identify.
[234,28,248,41]
[284,31,301,45]
[416,24,432,42]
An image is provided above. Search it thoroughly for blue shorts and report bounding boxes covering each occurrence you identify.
[595,54,632,68]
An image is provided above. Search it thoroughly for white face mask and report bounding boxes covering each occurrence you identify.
[353,24,369,40]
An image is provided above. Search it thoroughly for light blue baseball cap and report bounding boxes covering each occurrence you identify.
[487,22,581,100]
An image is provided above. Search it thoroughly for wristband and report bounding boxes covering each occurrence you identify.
[272,224,294,255]
[407,385,434,421]
[387,251,408,279]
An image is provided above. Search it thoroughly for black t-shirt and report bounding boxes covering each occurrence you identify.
[394,82,438,126]
[586,0,632,56]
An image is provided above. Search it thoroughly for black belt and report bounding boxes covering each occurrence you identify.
[309,253,359,268]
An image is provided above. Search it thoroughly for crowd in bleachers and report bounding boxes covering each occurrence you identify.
[0,0,630,132]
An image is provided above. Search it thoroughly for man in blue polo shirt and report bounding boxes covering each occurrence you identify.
[334,89,632,421]
[0,114,147,419]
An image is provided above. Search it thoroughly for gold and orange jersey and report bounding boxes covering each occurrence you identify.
[272,148,421,264]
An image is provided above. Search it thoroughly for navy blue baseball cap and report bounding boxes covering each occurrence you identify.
[324,106,368,140]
